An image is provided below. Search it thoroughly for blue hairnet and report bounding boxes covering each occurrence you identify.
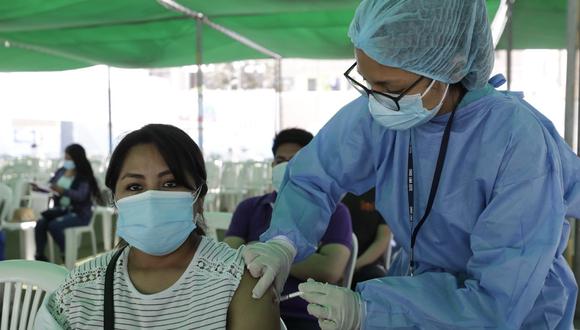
[348,0,494,90]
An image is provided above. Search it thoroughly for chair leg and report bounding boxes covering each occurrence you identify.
[47,236,55,262]
[64,230,78,270]
[90,229,97,256]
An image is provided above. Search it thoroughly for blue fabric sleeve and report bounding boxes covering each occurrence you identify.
[261,96,376,261]
[516,97,580,219]
[62,180,89,203]
[358,110,567,329]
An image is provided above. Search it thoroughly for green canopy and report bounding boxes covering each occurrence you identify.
[0,0,569,71]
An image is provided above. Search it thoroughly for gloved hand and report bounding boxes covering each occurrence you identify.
[299,279,364,330]
[242,237,296,299]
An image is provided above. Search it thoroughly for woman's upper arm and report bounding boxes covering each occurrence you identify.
[227,271,280,330]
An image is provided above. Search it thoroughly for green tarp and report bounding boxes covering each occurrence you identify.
[0,0,569,71]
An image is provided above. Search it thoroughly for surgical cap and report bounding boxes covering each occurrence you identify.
[348,0,494,90]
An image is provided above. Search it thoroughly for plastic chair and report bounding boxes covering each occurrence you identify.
[48,208,98,270]
[204,212,233,241]
[280,318,287,330]
[340,233,358,288]
[219,162,245,212]
[94,206,115,251]
[384,231,394,271]
[0,260,68,330]
[0,183,37,260]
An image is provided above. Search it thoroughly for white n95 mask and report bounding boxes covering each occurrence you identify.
[369,80,449,130]
[271,162,288,192]
[115,189,201,256]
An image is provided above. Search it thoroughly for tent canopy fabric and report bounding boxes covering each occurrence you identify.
[0,0,568,71]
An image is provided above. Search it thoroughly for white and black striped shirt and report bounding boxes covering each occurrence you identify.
[40,236,244,330]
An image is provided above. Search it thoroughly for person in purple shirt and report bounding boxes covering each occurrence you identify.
[224,128,353,330]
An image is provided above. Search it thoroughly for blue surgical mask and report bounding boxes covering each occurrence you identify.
[115,189,201,256]
[272,162,288,191]
[63,160,76,170]
[368,80,449,130]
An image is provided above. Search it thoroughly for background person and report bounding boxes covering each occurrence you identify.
[224,128,352,330]
[35,124,279,329]
[33,143,101,261]
[341,188,391,289]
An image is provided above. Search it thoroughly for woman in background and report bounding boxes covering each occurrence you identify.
[34,143,101,261]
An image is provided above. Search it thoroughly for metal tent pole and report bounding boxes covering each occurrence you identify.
[275,58,283,132]
[107,66,113,155]
[506,0,514,91]
[157,0,283,145]
[195,20,204,151]
[490,0,514,48]
[565,0,579,150]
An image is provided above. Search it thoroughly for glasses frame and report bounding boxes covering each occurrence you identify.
[344,62,425,111]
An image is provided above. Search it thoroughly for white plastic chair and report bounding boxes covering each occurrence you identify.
[204,212,232,241]
[48,208,98,270]
[25,192,50,220]
[219,162,245,212]
[280,318,287,330]
[340,233,358,288]
[0,260,68,330]
[94,206,115,251]
[0,183,37,260]
[384,231,394,271]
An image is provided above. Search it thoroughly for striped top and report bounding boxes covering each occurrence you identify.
[44,236,245,329]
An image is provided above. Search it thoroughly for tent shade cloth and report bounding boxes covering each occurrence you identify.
[0,0,569,71]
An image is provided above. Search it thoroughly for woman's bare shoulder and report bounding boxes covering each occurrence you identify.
[227,270,280,330]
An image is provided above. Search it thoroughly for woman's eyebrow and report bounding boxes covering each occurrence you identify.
[120,173,144,180]
[119,169,173,180]
[158,170,173,178]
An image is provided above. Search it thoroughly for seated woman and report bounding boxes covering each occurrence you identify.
[34,124,279,329]
[34,143,101,261]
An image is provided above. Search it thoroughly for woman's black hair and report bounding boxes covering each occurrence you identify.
[65,144,102,203]
[105,124,208,236]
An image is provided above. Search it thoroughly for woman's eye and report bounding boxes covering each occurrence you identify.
[163,181,178,188]
[126,184,142,192]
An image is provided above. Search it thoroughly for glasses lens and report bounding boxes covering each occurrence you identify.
[348,81,367,95]
[371,93,399,111]
[346,68,368,94]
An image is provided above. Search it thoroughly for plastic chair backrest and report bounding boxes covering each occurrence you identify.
[204,161,221,191]
[384,231,394,271]
[0,183,13,224]
[204,212,233,240]
[341,233,358,288]
[0,260,68,330]
[27,192,50,220]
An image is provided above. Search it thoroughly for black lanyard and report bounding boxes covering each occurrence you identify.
[104,246,126,329]
[407,106,457,276]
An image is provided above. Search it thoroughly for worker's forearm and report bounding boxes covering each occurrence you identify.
[290,254,342,284]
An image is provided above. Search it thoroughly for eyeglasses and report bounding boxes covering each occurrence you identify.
[344,62,424,111]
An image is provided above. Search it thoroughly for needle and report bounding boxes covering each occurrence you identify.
[279,291,304,302]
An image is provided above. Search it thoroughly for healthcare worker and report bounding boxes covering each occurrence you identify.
[242,0,580,329]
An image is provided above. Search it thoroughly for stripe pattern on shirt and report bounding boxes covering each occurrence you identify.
[47,236,244,329]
